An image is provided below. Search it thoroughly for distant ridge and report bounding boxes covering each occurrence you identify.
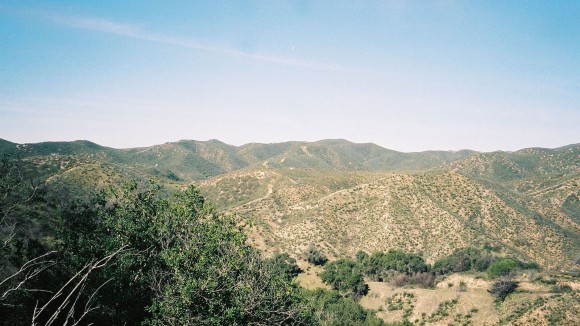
[2,137,578,269]
[1,138,577,181]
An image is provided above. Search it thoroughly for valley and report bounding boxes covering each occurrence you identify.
[1,138,578,325]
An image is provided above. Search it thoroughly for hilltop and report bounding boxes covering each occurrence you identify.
[1,138,578,270]
[0,138,476,180]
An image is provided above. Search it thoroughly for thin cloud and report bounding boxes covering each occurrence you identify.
[11,7,358,73]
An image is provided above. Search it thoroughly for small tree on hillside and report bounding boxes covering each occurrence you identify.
[488,279,518,301]
[304,246,327,266]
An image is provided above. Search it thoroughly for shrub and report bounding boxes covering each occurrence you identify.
[265,253,302,280]
[303,289,385,325]
[408,272,435,288]
[362,250,429,281]
[550,284,572,293]
[304,246,328,266]
[390,272,434,288]
[520,261,540,270]
[320,259,368,299]
[487,259,519,279]
[474,254,496,272]
[488,280,518,301]
[432,248,484,275]
[356,250,369,262]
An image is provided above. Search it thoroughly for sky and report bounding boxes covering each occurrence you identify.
[1,1,578,152]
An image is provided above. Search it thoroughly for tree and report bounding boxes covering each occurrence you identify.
[0,155,59,324]
[488,279,518,301]
[304,245,328,266]
[266,253,302,280]
[487,258,519,279]
[320,259,368,300]
[302,289,384,325]
[362,250,429,281]
[73,182,308,325]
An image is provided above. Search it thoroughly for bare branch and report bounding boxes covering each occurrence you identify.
[32,246,128,326]
[0,251,57,301]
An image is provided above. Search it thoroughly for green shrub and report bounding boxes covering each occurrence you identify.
[265,253,302,280]
[302,289,385,325]
[362,250,429,281]
[487,258,519,279]
[304,246,328,266]
[474,254,496,272]
[320,259,368,299]
[356,250,369,262]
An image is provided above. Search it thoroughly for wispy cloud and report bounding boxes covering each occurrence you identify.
[9,7,358,73]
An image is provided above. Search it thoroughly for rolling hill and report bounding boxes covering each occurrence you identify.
[0,138,477,180]
[2,138,578,270]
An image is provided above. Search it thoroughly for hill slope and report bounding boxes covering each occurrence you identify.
[197,168,579,269]
[0,138,477,180]
[2,138,578,269]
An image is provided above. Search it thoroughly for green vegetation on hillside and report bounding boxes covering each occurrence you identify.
[1,156,388,325]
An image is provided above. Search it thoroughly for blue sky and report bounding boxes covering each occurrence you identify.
[1,1,578,151]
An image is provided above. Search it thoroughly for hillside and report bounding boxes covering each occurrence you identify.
[448,144,580,225]
[197,168,579,269]
[2,138,578,270]
[0,138,477,181]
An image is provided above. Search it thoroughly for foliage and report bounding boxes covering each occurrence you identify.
[94,183,307,325]
[487,258,520,279]
[265,252,302,280]
[488,280,518,301]
[361,250,429,281]
[2,169,312,325]
[474,254,497,272]
[356,250,369,262]
[302,289,385,325]
[432,248,493,275]
[320,259,368,299]
[0,155,61,325]
[391,272,435,288]
[304,245,328,266]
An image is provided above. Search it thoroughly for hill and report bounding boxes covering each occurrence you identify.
[0,138,477,180]
[1,138,578,270]
[196,168,579,269]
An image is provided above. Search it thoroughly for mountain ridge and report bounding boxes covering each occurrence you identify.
[2,138,577,181]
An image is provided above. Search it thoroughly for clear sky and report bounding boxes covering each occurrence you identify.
[1,1,578,152]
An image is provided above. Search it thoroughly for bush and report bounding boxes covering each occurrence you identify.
[303,289,385,325]
[550,284,572,293]
[432,248,488,275]
[58,183,309,325]
[304,246,328,266]
[390,272,435,288]
[266,253,302,280]
[362,250,429,281]
[474,254,496,272]
[488,280,518,301]
[356,250,369,262]
[520,261,540,270]
[320,259,368,299]
[487,258,519,279]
